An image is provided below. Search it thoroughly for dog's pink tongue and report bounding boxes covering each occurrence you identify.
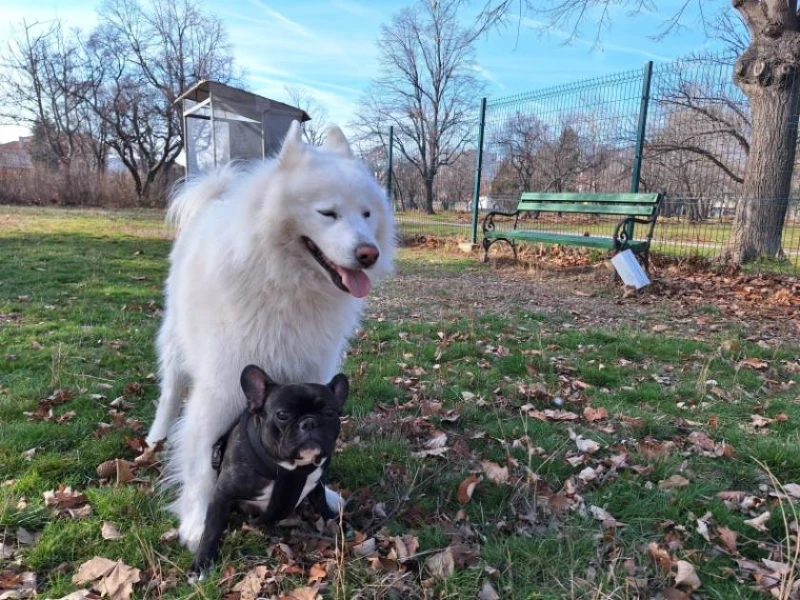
[336,266,372,298]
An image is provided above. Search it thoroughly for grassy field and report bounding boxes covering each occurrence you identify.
[1,206,799,599]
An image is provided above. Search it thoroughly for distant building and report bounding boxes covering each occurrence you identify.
[0,137,33,174]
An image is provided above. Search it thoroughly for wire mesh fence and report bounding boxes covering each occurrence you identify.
[379,51,800,275]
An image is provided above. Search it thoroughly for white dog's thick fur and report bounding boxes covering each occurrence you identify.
[146,122,395,550]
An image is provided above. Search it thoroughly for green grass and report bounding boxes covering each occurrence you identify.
[1,206,799,599]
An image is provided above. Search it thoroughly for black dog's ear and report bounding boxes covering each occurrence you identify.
[241,365,278,413]
[327,373,349,410]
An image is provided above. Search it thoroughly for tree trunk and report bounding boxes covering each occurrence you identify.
[721,83,798,262]
[720,14,800,264]
[423,176,435,215]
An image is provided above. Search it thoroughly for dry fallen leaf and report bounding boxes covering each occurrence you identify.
[716,526,738,554]
[481,461,509,485]
[423,431,448,449]
[658,475,690,490]
[49,591,101,600]
[351,537,377,558]
[96,459,136,484]
[159,528,178,543]
[424,547,455,579]
[232,566,270,600]
[101,522,123,541]
[569,429,600,454]
[43,485,87,509]
[306,563,327,586]
[0,570,36,599]
[457,475,481,505]
[784,483,800,499]
[583,406,609,422]
[744,511,771,532]
[674,560,701,591]
[392,535,419,563]
[279,586,321,600]
[477,580,500,600]
[73,557,141,600]
[739,357,769,370]
[647,542,672,570]
[751,414,774,429]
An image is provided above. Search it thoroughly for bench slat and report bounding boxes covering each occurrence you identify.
[486,230,648,250]
[516,202,656,216]
[520,192,661,204]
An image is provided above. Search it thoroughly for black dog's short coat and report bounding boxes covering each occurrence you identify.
[191,365,347,573]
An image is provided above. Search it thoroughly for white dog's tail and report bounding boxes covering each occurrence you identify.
[166,164,240,232]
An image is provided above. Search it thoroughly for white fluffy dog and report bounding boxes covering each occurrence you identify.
[146,122,395,550]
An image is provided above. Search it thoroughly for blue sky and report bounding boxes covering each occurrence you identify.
[0,0,727,142]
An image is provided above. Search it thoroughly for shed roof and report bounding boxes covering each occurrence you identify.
[176,80,311,122]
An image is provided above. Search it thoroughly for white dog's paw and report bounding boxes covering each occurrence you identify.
[178,517,205,552]
[145,423,169,446]
[324,487,346,515]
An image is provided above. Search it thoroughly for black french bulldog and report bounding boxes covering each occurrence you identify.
[190,364,348,574]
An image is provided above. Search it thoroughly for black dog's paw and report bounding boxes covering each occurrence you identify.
[188,561,210,584]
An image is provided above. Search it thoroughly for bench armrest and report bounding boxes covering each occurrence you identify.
[482,210,520,234]
[613,215,657,250]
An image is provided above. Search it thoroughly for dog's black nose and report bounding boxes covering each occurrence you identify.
[299,416,319,431]
[355,244,379,268]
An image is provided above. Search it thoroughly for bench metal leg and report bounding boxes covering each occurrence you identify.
[482,237,518,262]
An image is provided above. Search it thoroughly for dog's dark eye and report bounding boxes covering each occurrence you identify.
[323,408,339,418]
[318,209,338,220]
[362,210,371,219]
[276,410,291,422]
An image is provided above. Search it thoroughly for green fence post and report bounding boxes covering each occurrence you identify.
[628,61,653,242]
[386,125,394,209]
[471,97,488,245]
[631,61,653,194]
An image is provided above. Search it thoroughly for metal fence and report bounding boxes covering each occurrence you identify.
[380,52,800,275]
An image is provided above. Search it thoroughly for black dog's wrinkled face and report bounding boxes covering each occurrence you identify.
[240,365,347,467]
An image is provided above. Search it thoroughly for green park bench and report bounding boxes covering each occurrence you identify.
[481,192,664,272]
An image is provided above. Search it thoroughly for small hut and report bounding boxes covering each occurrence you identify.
[177,80,310,175]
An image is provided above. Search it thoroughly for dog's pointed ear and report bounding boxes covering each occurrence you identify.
[278,120,304,168]
[322,126,353,158]
[327,373,349,410]
[241,365,278,413]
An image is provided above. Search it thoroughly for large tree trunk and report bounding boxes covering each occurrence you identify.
[720,2,800,264]
[423,176,435,215]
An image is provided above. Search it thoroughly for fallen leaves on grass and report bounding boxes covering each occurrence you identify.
[674,560,701,592]
[744,511,771,532]
[43,485,91,519]
[96,459,135,484]
[0,569,36,599]
[658,475,690,490]
[424,547,455,579]
[481,461,509,485]
[23,389,74,422]
[72,557,140,600]
[100,522,122,541]
[457,474,481,505]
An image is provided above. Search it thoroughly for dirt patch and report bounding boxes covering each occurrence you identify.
[372,242,800,346]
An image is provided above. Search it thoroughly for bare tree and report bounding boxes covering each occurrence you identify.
[94,0,237,198]
[355,0,485,214]
[490,111,546,199]
[0,21,102,170]
[283,85,330,145]
[477,0,800,264]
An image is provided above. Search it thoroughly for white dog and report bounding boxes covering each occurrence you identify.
[146,122,395,550]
